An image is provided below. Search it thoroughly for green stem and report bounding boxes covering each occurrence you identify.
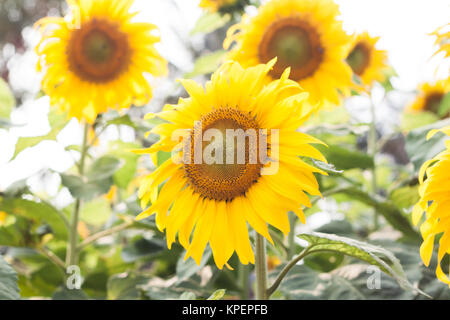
[238,263,250,300]
[267,245,313,297]
[77,221,133,250]
[369,96,378,230]
[287,214,296,260]
[66,123,89,267]
[255,233,268,300]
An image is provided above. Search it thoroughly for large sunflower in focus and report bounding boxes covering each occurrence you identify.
[135,60,326,269]
[408,79,450,118]
[346,32,388,88]
[224,0,353,108]
[36,0,167,123]
[413,126,450,286]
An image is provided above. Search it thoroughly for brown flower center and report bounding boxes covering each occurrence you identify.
[67,18,132,83]
[424,92,445,116]
[347,42,371,76]
[259,17,324,81]
[184,108,268,201]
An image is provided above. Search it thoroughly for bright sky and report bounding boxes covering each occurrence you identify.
[0,0,449,191]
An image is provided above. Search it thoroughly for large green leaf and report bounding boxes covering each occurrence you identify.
[80,198,112,227]
[298,232,423,295]
[61,174,112,201]
[0,197,68,240]
[107,272,147,300]
[121,235,165,263]
[176,247,212,284]
[0,78,15,119]
[13,108,68,160]
[190,12,231,35]
[185,50,227,78]
[316,145,374,170]
[405,118,450,171]
[108,141,140,189]
[86,156,123,182]
[0,255,20,300]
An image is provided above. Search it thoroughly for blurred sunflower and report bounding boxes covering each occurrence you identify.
[407,79,450,118]
[199,0,250,14]
[346,32,388,88]
[135,60,326,269]
[224,0,353,108]
[35,0,167,124]
[413,126,450,286]
[431,23,450,60]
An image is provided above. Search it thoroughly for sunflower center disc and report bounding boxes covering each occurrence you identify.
[184,108,266,201]
[67,18,131,83]
[259,17,324,80]
[347,43,371,76]
[425,93,444,115]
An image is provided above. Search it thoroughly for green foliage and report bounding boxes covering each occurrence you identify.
[12,108,68,160]
[185,50,227,78]
[316,145,374,170]
[190,12,231,35]
[0,255,20,300]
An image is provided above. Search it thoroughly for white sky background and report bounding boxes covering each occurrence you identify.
[0,0,449,192]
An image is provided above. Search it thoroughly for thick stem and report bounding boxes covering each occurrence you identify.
[287,214,296,260]
[255,233,268,300]
[369,96,378,230]
[238,263,250,300]
[66,123,89,267]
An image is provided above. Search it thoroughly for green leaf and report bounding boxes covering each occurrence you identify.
[0,78,15,119]
[190,12,231,35]
[389,186,420,210]
[108,141,140,189]
[121,235,165,263]
[0,197,68,240]
[401,111,440,131]
[312,160,343,176]
[13,108,68,160]
[61,174,112,201]
[405,118,450,171]
[52,287,88,300]
[185,50,227,78]
[298,232,425,296]
[316,145,374,170]
[107,272,146,300]
[0,255,20,300]
[86,156,123,182]
[207,289,226,300]
[176,247,212,284]
[180,291,197,300]
[80,198,111,227]
[106,114,136,129]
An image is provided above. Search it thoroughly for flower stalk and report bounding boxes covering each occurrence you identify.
[255,233,268,300]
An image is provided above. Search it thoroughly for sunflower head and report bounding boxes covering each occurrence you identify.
[199,0,250,14]
[413,126,450,286]
[407,79,450,118]
[224,0,353,108]
[135,59,327,269]
[346,32,389,88]
[35,0,167,123]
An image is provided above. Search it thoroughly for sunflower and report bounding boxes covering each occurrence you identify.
[346,32,388,88]
[135,59,326,269]
[431,23,450,60]
[407,79,450,118]
[223,0,353,108]
[35,0,167,123]
[413,126,450,286]
[199,0,249,14]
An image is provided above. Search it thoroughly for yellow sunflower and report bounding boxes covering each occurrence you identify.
[413,126,450,286]
[224,0,353,108]
[431,23,450,60]
[35,0,167,123]
[346,32,389,88]
[135,59,326,269]
[407,79,450,117]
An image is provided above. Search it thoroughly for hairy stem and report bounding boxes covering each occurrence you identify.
[255,233,268,300]
[66,123,89,267]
